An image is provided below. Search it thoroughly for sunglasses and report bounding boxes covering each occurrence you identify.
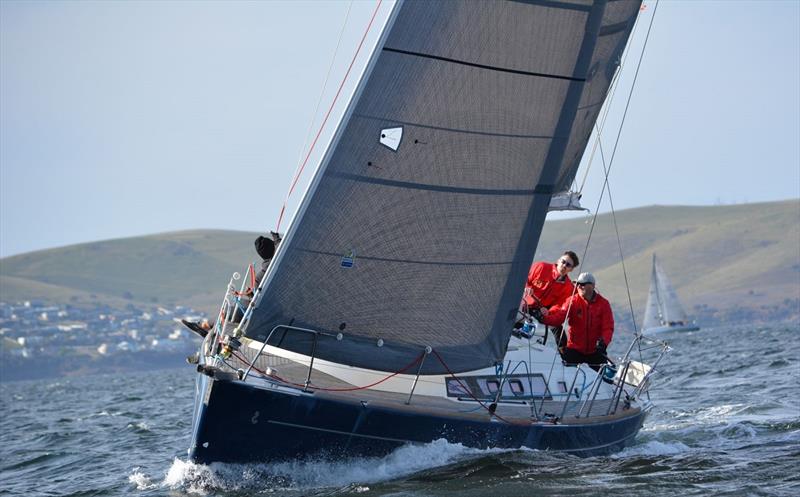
[577,282,593,287]
[559,259,574,268]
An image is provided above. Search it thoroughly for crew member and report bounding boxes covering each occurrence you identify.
[182,231,281,337]
[519,251,579,345]
[522,250,580,315]
[541,272,614,371]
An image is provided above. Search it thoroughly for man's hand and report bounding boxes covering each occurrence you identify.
[596,339,607,355]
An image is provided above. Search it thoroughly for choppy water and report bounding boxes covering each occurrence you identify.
[1,322,798,496]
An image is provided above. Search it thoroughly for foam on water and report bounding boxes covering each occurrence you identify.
[645,402,752,433]
[128,468,156,490]
[157,439,497,493]
[614,440,691,458]
[692,403,749,421]
[126,421,151,432]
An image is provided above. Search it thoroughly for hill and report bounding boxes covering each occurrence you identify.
[535,200,800,327]
[0,230,257,312]
[1,200,798,327]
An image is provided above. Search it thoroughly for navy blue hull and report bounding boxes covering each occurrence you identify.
[189,375,647,464]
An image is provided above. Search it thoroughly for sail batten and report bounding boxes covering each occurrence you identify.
[328,172,556,196]
[382,47,589,82]
[247,0,642,374]
[296,248,519,268]
[354,114,560,140]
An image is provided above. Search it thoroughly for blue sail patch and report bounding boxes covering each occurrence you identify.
[341,250,356,268]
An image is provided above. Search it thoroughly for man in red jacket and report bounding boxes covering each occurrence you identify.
[519,251,579,345]
[521,250,579,313]
[541,272,614,371]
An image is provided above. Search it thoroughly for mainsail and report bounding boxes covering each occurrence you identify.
[246,0,642,374]
[643,253,691,329]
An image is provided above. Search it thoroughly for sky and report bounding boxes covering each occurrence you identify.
[1,0,798,258]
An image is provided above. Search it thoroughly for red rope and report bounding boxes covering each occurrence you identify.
[430,350,526,426]
[234,348,424,392]
[232,345,529,425]
[275,0,384,231]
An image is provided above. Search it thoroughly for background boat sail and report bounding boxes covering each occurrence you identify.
[642,253,700,334]
[188,0,670,464]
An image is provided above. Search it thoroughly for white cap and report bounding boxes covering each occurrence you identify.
[576,272,596,285]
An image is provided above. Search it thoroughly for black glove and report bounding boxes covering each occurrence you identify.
[596,339,607,355]
[530,307,545,323]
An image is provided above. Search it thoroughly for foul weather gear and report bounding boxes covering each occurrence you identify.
[542,291,614,356]
[522,261,574,310]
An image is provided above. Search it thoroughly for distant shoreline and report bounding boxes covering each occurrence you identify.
[0,351,192,383]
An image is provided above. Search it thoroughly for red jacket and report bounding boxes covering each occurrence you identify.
[542,291,614,355]
[522,261,574,309]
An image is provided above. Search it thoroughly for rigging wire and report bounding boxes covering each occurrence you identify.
[283,1,355,211]
[556,0,659,362]
[275,0,384,232]
[577,9,644,195]
[596,129,639,334]
[545,2,659,375]
[579,0,659,280]
[578,0,660,387]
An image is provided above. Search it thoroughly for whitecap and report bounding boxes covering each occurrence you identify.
[267,438,484,487]
[128,467,156,490]
[127,421,151,431]
[695,403,749,421]
[613,440,690,458]
[160,439,495,493]
[163,458,219,494]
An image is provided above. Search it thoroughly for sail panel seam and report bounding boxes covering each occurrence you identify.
[599,20,633,36]
[354,114,558,140]
[509,0,592,13]
[295,248,522,267]
[383,47,587,82]
[329,171,555,195]
[353,114,558,140]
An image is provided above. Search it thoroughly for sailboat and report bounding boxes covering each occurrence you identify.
[187,0,670,464]
[642,253,700,334]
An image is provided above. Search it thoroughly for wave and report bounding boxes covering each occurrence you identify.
[156,439,503,493]
[125,421,151,433]
[128,468,156,491]
[614,440,691,458]
[1,452,59,471]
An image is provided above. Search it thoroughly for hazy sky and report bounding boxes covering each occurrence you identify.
[1,0,798,258]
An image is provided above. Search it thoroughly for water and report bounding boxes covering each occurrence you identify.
[2,322,798,496]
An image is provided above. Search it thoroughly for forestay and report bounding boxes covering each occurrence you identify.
[246,0,642,374]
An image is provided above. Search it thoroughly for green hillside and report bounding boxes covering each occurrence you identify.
[536,200,800,326]
[0,230,259,312]
[1,200,798,325]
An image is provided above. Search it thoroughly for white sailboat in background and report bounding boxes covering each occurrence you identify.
[642,253,700,334]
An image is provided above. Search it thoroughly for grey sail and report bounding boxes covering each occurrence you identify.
[643,254,691,329]
[246,0,642,374]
